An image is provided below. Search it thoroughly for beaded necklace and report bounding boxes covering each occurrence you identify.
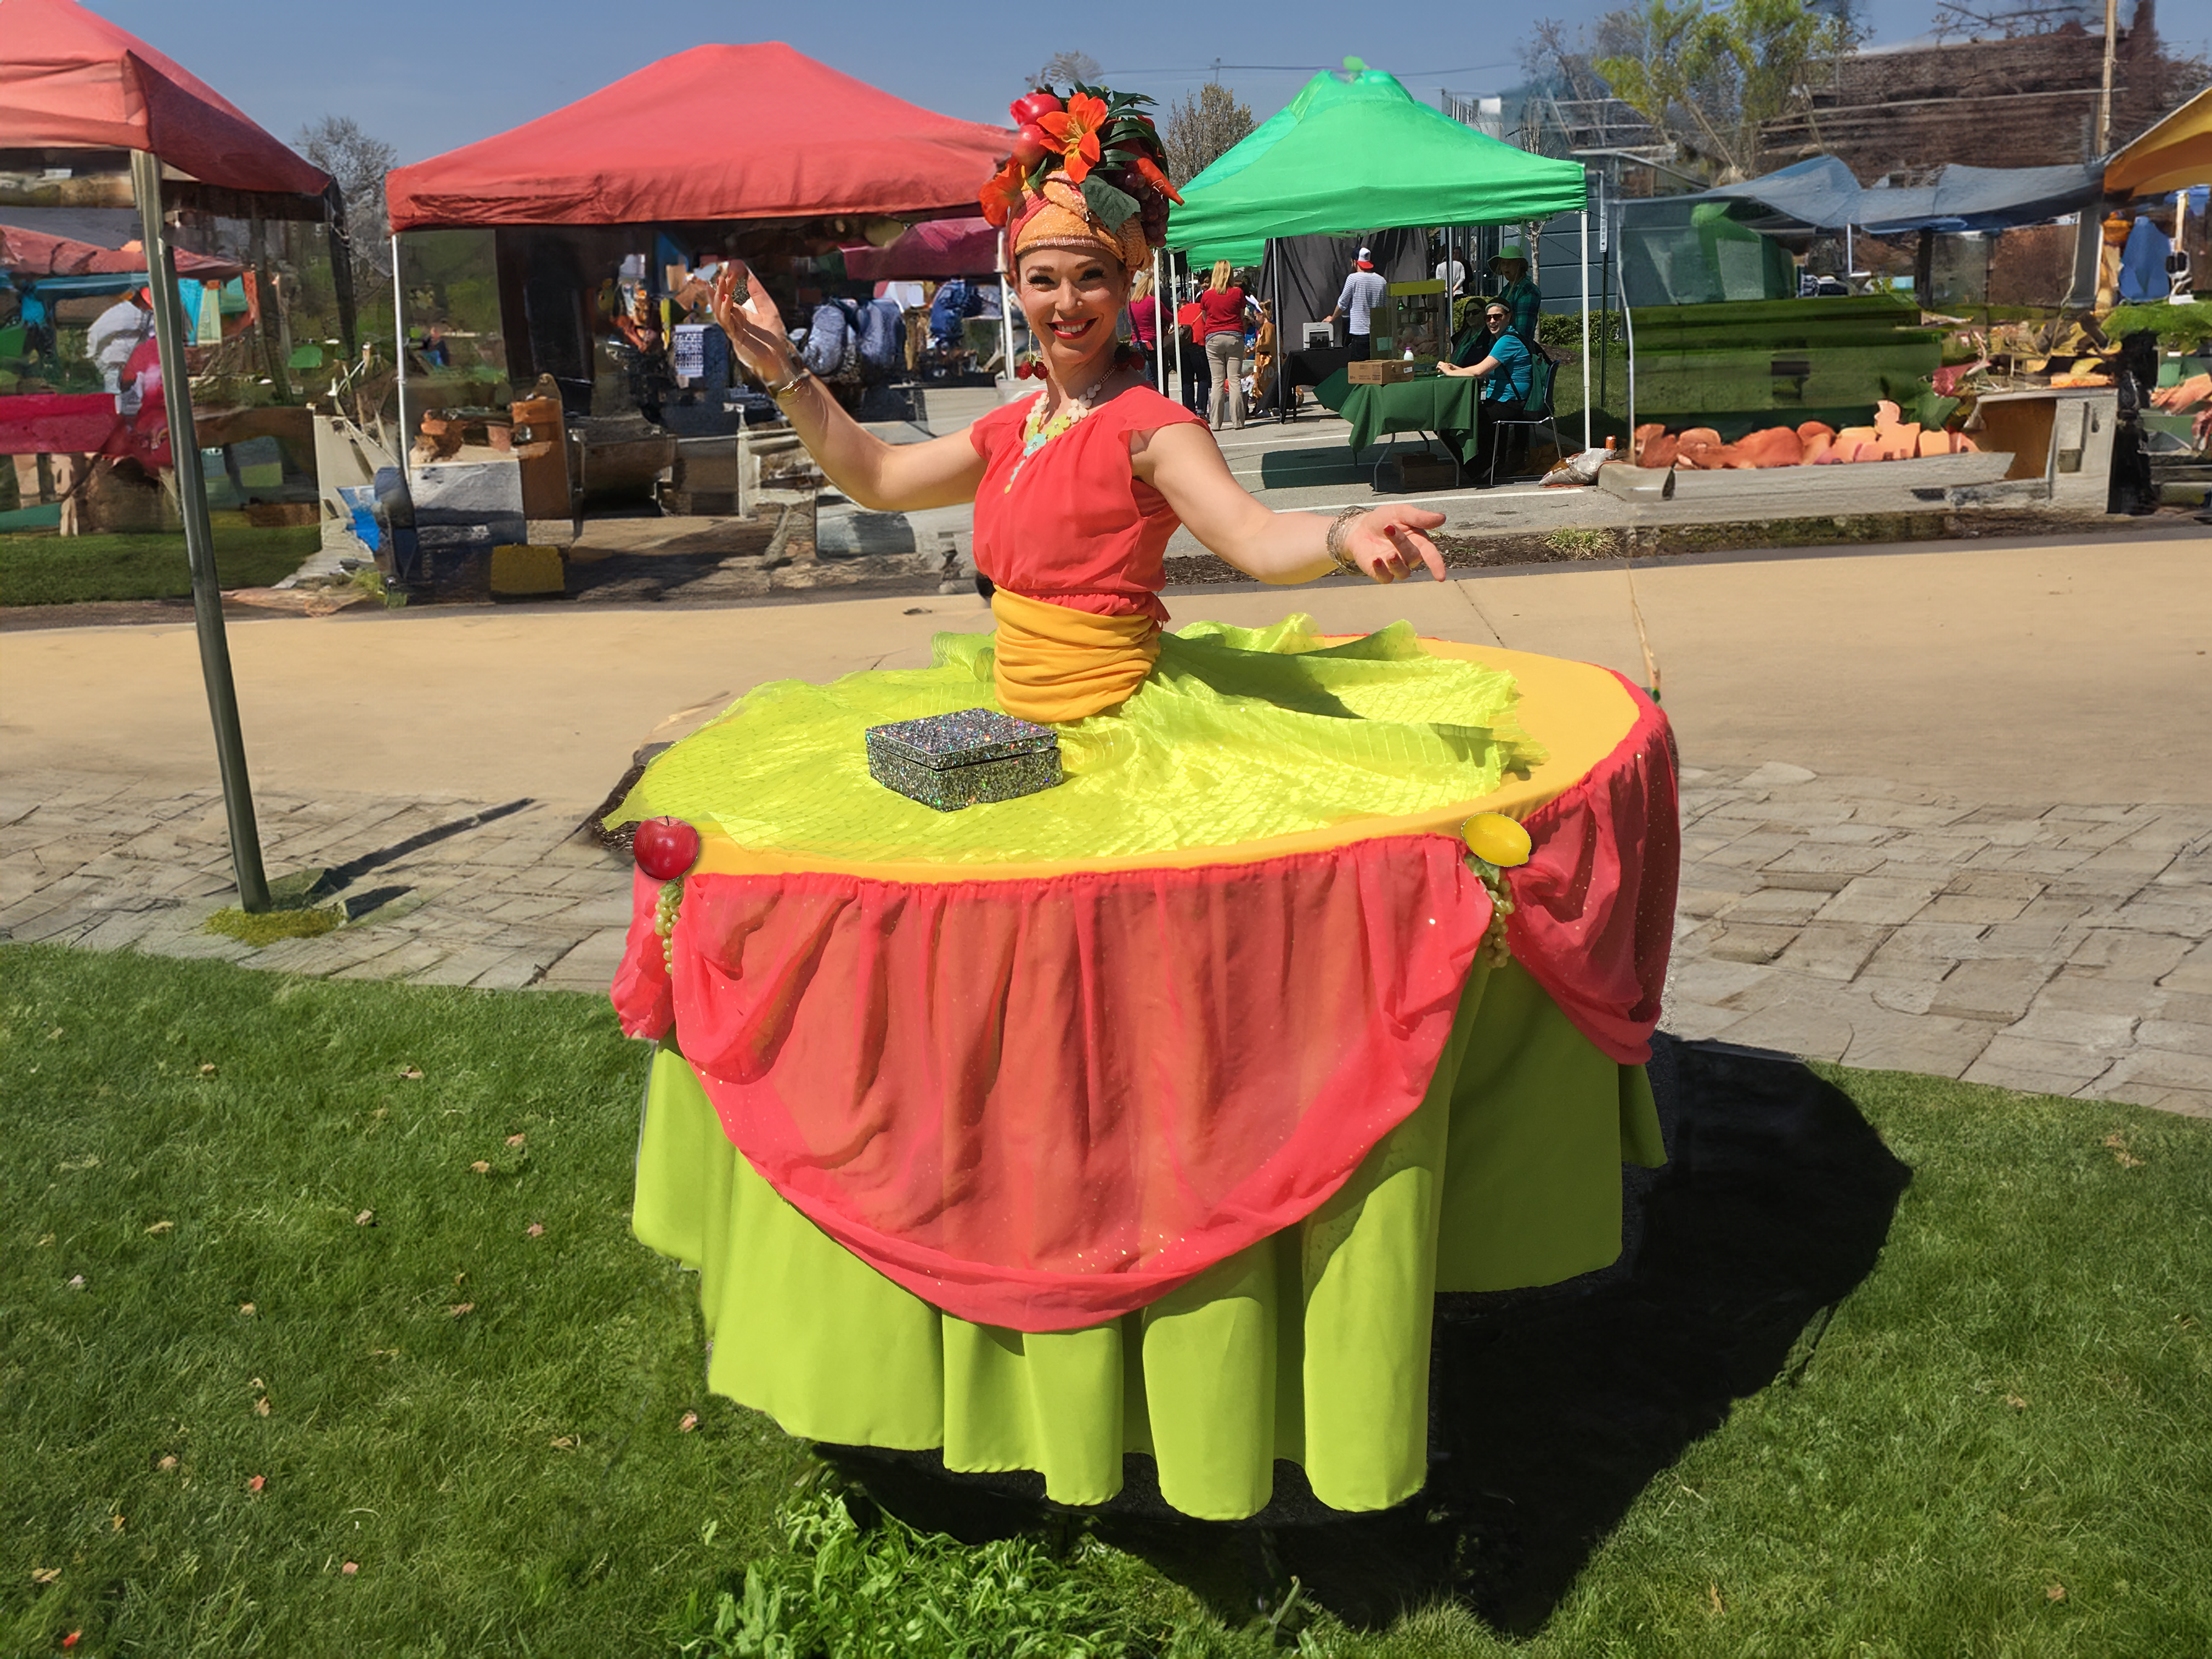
[1004,368,1119,492]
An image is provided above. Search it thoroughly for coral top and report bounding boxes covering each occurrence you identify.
[967,386,1206,625]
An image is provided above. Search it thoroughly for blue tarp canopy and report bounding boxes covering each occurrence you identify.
[1672,155,2107,235]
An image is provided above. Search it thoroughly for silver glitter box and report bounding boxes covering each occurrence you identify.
[864,708,1062,811]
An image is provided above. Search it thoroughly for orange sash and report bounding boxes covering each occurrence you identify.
[989,588,1160,723]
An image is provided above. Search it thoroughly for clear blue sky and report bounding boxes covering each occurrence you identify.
[75,0,2016,167]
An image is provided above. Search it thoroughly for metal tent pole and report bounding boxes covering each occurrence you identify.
[391,232,410,473]
[1171,252,1186,408]
[1622,295,1637,444]
[1579,203,1592,453]
[1271,239,1284,420]
[996,228,1015,383]
[130,148,270,913]
[1153,247,1166,395]
[1596,176,1610,422]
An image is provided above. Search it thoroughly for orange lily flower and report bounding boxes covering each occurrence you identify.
[1132,154,1183,205]
[1039,92,1108,183]
[979,159,1027,227]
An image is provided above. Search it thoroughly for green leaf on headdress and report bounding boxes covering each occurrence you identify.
[1079,174,1140,228]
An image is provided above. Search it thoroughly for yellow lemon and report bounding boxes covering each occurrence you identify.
[1462,812,1531,868]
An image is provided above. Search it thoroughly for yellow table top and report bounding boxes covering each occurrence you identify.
[693,639,1640,886]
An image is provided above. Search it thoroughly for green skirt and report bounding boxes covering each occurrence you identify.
[635,958,1664,1522]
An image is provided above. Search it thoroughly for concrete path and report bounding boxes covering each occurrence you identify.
[3,533,2207,1114]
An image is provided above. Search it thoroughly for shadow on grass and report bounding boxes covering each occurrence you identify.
[821,1036,1912,1636]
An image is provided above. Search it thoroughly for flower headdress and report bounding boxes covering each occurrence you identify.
[980,83,1182,273]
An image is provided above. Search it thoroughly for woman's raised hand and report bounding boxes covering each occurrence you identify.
[1348,505,1449,584]
[710,261,794,383]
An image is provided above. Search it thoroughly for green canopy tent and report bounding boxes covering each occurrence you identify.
[1165,64,1598,449]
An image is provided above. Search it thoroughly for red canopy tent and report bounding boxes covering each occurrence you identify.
[1,0,338,916]
[0,0,330,199]
[0,221,241,278]
[386,43,1009,231]
[840,216,999,281]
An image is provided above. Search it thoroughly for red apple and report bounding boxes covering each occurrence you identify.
[1011,89,1064,126]
[1011,122,1052,170]
[632,817,702,882]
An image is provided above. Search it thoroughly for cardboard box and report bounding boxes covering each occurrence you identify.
[1346,359,1425,385]
[490,544,565,597]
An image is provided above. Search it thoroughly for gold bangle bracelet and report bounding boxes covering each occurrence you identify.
[1325,505,1367,571]
[766,360,815,400]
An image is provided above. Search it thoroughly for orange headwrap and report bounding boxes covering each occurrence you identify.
[1008,176,1149,273]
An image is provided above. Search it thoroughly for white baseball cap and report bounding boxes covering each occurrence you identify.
[1357,246,1371,260]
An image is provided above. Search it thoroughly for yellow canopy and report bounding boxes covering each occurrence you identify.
[2105,86,2212,198]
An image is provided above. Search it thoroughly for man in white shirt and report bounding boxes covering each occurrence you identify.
[1434,255,1467,297]
[1324,247,1390,361]
[87,289,154,397]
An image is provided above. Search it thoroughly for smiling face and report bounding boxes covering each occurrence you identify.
[1015,247,1130,385]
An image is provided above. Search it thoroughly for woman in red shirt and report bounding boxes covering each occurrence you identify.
[615,89,1671,1535]
[1198,259,1254,429]
[1122,268,1158,371]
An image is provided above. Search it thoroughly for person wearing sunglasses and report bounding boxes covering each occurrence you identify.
[1438,300,1534,482]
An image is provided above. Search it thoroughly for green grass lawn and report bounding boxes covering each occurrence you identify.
[0,516,320,606]
[3,943,2207,1657]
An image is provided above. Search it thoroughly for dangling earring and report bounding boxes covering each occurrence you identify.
[1015,353,1048,380]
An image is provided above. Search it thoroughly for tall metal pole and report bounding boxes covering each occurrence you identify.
[1622,292,1638,445]
[2096,0,2120,154]
[1153,247,1166,396]
[1171,252,1186,409]
[1579,204,1593,453]
[1596,176,1610,422]
[130,149,270,913]
[391,232,411,471]
[1271,239,1284,421]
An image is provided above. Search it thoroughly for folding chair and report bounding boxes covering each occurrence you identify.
[1481,354,1563,487]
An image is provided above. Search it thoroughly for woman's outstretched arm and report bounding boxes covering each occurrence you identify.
[710,263,987,512]
[1135,422,1449,585]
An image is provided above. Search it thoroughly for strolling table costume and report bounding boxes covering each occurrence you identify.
[606,86,1678,1525]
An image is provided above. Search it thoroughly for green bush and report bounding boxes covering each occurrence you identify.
[1536,311,1625,349]
[2103,301,2212,348]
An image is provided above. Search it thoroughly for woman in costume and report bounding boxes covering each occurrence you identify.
[608,84,1677,1525]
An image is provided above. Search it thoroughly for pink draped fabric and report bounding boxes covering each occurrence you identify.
[1504,680,1679,1065]
[610,676,1680,1329]
[617,838,1489,1330]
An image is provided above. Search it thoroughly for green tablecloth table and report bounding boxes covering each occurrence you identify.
[1314,368,1483,465]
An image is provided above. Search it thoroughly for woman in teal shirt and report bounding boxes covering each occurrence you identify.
[1439,300,1534,482]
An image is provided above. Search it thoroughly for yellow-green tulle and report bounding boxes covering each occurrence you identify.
[610,615,1546,865]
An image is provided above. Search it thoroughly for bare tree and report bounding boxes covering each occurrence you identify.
[1522,19,1607,102]
[1032,49,1102,89]
[1931,0,2095,38]
[1163,82,1256,187]
[298,115,398,289]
